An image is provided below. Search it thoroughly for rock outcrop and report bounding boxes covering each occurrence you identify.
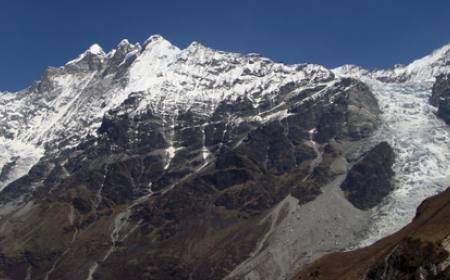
[430,74,450,124]
[341,142,395,210]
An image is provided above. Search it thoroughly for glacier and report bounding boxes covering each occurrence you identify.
[358,79,450,246]
[334,43,450,246]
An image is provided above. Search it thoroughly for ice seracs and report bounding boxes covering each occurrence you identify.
[355,79,450,246]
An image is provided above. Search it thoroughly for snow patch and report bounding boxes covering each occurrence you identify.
[66,44,105,65]
[0,137,44,191]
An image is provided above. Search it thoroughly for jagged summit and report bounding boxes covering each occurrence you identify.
[142,34,167,46]
[185,40,213,52]
[87,43,104,55]
[65,43,105,65]
[1,36,448,154]
[405,41,450,77]
[115,39,134,51]
[53,36,450,94]
[0,34,334,185]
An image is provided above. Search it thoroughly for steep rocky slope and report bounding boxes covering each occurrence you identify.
[0,36,449,280]
[293,187,450,280]
[0,35,384,280]
[340,142,395,210]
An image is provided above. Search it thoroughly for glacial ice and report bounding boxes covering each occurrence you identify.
[358,78,450,246]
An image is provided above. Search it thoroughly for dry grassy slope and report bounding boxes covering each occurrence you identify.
[293,188,450,280]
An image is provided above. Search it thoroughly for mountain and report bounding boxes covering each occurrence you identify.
[0,36,449,280]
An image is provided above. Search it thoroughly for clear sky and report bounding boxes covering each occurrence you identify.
[1,0,450,91]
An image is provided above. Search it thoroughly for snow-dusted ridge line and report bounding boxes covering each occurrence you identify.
[333,41,450,82]
[66,43,105,65]
[0,34,333,195]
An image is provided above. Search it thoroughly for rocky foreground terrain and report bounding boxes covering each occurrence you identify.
[0,36,449,279]
[294,187,450,280]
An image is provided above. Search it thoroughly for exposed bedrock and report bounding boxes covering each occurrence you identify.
[340,142,395,210]
[430,74,450,124]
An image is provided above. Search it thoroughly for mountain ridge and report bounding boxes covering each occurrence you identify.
[333,41,450,82]
[0,35,449,280]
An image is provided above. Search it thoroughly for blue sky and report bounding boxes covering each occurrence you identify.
[1,0,450,91]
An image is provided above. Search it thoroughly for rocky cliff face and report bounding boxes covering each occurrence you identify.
[0,36,449,280]
[341,142,395,210]
[430,74,450,124]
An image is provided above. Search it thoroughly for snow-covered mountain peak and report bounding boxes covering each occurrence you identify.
[185,41,212,52]
[142,34,175,50]
[87,43,104,55]
[65,43,105,65]
[117,39,131,48]
[403,42,450,79]
[332,64,370,78]
[106,39,140,64]
[115,39,138,53]
[179,41,223,64]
